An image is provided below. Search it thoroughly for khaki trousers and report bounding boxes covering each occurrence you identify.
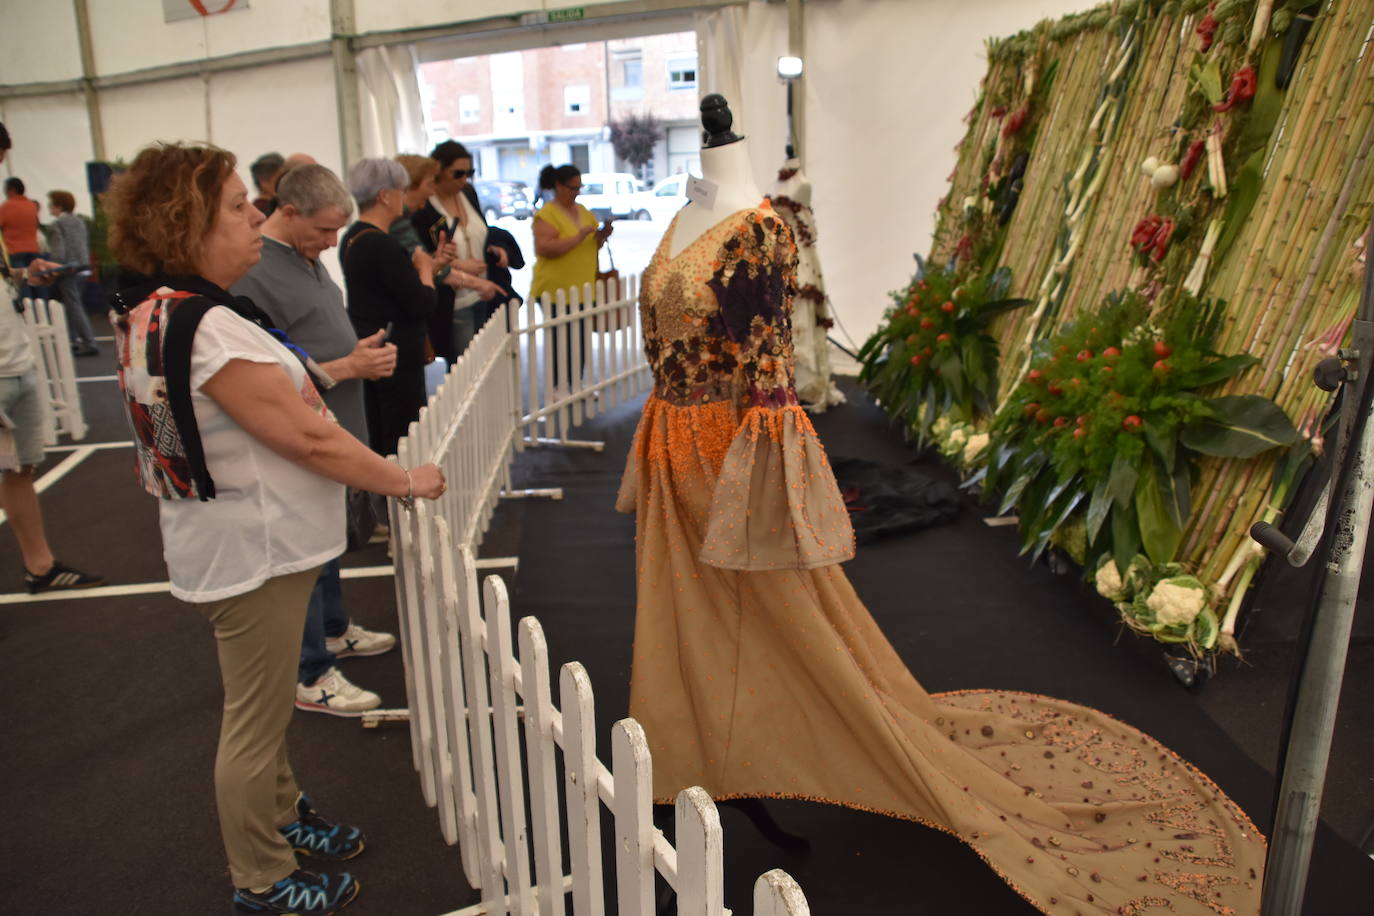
[196,566,319,889]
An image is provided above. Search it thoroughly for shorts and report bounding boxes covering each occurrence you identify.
[0,368,45,469]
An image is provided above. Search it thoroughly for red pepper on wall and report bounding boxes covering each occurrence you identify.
[1001,105,1029,138]
[1131,215,1163,250]
[1196,4,1217,52]
[1214,66,1257,112]
[1180,139,1207,181]
[1150,219,1176,263]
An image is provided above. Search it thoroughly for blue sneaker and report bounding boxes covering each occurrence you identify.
[232,868,359,915]
[279,794,365,861]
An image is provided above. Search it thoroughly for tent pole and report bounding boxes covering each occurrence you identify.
[332,0,363,169]
[72,0,106,162]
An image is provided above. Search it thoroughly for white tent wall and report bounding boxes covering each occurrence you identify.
[86,0,332,75]
[0,93,95,217]
[0,1,83,84]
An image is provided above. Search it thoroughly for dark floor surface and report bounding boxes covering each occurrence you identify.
[1,325,1371,914]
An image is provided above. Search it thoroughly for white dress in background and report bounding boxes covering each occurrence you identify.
[770,158,845,411]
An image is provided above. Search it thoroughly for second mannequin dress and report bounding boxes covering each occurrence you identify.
[616,201,1265,915]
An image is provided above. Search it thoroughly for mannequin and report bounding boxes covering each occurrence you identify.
[667,94,764,258]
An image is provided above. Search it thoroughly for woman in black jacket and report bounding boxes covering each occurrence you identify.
[340,158,437,456]
[410,140,501,361]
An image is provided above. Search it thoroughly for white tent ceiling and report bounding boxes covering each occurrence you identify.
[0,0,1092,344]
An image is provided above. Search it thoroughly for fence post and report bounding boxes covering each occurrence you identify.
[416,501,459,845]
[518,617,567,916]
[455,545,505,907]
[434,518,482,889]
[484,575,534,914]
[559,662,605,916]
[612,719,655,916]
[752,869,810,916]
[674,787,724,916]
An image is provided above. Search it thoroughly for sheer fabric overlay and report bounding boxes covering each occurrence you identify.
[617,203,1264,915]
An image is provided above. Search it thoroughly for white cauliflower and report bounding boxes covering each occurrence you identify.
[962,432,989,466]
[1146,576,1208,627]
[932,416,952,437]
[1095,558,1126,601]
[948,427,968,448]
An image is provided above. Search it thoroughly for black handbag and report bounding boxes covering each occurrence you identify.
[344,486,378,552]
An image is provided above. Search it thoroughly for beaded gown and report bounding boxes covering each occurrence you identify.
[615,202,1265,915]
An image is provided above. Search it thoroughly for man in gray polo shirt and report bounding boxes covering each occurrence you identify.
[233,163,399,717]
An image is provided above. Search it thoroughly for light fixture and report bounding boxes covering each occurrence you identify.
[776,56,804,80]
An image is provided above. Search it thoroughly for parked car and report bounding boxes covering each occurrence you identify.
[578,172,649,222]
[632,173,691,222]
[474,179,532,220]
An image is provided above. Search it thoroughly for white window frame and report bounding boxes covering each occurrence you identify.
[667,55,698,91]
[459,94,481,124]
[564,84,591,116]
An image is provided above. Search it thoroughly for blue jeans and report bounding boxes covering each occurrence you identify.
[299,558,348,685]
[8,253,48,302]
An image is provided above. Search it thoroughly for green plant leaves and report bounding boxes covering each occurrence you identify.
[1179,353,1260,389]
[1108,452,1138,508]
[1135,461,1183,565]
[1182,395,1299,457]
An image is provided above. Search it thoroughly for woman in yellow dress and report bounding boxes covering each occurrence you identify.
[530,164,613,390]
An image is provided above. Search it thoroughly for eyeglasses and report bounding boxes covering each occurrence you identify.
[449,168,473,178]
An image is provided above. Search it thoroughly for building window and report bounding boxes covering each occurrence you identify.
[623,55,643,90]
[564,84,591,116]
[459,94,480,124]
[667,55,697,91]
[569,143,591,173]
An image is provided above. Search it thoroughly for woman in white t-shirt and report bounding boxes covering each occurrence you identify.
[107,143,445,916]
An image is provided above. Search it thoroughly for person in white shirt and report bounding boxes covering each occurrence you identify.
[106,142,444,916]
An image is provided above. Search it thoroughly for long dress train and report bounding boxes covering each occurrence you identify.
[616,202,1265,915]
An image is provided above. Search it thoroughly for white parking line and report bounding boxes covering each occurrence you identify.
[0,446,96,528]
[77,375,118,383]
[47,441,131,452]
[1,564,400,605]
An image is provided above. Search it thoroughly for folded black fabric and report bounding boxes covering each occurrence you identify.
[830,456,961,544]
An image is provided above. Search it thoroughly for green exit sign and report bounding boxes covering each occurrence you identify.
[548,7,585,23]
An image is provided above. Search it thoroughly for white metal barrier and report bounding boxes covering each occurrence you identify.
[20,297,87,444]
[390,503,811,915]
[515,276,653,451]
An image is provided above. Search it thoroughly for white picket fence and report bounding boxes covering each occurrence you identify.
[19,297,87,444]
[389,277,811,914]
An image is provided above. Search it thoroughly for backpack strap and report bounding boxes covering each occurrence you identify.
[160,294,219,501]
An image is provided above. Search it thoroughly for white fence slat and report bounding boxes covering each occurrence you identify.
[752,869,810,916]
[517,618,567,916]
[612,719,655,916]
[455,544,506,906]
[435,518,482,889]
[417,503,460,846]
[387,449,424,779]
[407,498,440,809]
[675,788,724,916]
[483,575,534,914]
[559,663,605,916]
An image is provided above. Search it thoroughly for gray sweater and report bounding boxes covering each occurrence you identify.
[48,212,90,269]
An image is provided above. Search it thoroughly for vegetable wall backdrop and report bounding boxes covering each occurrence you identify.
[860,0,1374,663]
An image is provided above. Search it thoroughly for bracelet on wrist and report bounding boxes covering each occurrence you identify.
[398,466,415,510]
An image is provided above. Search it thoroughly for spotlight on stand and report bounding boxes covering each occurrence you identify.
[776,56,804,80]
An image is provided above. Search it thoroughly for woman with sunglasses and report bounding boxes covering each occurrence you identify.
[530,164,614,394]
[411,140,501,363]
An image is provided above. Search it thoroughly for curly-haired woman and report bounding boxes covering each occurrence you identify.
[106,143,444,915]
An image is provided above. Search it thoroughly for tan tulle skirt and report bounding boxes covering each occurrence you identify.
[618,395,1265,915]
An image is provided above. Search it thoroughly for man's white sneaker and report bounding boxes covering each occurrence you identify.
[295,667,381,717]
[325,622,396,658]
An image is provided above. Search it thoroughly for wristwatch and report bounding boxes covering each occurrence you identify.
[434,264,452,283]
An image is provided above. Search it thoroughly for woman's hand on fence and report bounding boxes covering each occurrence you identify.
[408,463,446,500]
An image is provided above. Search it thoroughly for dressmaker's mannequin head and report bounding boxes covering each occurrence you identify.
[701,94,744,148]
